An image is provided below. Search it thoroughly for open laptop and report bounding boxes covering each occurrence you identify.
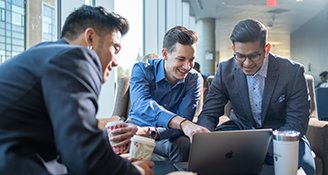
[174,129,272,175]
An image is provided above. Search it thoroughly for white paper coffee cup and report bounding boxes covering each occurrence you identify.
[129,135,156,161]
[106,121,125,154]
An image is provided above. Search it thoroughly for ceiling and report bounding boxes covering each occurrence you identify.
[187,0,326,61]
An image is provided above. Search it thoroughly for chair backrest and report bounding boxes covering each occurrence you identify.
[112,76,131,118]
[112,76,204,120]
[305,74,318,119]
[315,88,328,120]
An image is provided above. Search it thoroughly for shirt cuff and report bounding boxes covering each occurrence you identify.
[156,127,167,139]
[134,165,145,175]
[157,110,176,128]
[156,127,184,140]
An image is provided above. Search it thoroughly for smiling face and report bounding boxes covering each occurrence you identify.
[93,28,122,83]
[233,39,270,76]
[163,43,196,86]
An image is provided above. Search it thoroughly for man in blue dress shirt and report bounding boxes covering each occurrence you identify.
[128,26,209,162]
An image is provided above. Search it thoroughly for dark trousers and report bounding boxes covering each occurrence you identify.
[216,120,316,175]
[153,135,191,162]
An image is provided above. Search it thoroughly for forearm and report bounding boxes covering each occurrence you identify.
[168,115,189,130]
[197,68,227,130]
[129,78,177,128]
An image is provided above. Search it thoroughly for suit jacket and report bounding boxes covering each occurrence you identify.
[0,39,139,175]
[197,53,310,153]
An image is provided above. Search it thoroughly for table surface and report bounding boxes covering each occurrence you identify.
[153,161,306,175]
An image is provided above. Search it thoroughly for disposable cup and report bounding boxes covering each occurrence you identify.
[106,120,125,154]
[129,135,156,160]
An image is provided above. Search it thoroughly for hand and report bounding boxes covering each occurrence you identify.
[120,153,130,159]
[136,126,150,137]
[110,123,137,150]
[132,160,154,175]
[181,121,210,142]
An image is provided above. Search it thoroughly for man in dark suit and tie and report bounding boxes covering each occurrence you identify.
[0,5,153,175]
[181,19,315,174]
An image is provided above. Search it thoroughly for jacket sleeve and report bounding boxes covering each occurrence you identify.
[197,63,228,131]
[41,47,140,175]
[277,65,310,136]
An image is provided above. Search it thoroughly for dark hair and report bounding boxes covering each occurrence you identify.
[61,5,129,40]
[320,71,328,78]
[194,62,200,69]
[230,19,267,48]
[163,26,198,53]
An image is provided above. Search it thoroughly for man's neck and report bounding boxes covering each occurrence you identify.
[164,63,179,87]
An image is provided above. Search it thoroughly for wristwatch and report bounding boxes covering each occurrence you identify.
[149,128,158,140]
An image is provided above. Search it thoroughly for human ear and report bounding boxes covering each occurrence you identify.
[265,43,271,56]
[84,28,95,47]
[162,48,168,60]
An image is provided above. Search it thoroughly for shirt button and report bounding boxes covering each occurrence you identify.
[164,104,167,107]
[255,104,258,106]
[258,118,261,120]
[253,88,255,90]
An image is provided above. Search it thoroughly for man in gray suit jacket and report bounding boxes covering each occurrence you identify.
[195,19,315,174]
[0,5,153,175]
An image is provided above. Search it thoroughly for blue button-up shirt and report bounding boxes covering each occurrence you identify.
[128,59,202,139]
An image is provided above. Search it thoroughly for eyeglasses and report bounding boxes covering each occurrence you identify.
[234,50,265,62]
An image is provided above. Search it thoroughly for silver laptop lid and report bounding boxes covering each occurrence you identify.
[188,129,272,175]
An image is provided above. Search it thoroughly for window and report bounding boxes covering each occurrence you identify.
[0,0,25,64]
[0,0,57,65]
[42,3,55,42]
[114,0,143,80]
[0,1,5,21]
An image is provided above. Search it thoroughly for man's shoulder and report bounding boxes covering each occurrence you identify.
[269,54,303,67]
[188,68,202,79]
[136,58,162,67]
[26,40,87,60]
[26,41,101,76]
[269,53,304,70]
[133,59,163,75]
[217,57,236,73]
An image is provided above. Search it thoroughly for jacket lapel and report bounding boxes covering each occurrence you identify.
[261,54,279,121]
[233,63,257,127]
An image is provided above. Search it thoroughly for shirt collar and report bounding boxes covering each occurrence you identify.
[155,59,185,85]
[155,59,166,83]
[253,54,269,78]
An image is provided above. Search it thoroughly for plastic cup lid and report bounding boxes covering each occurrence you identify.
[131,135,156,146]
[272,130,300,141]
[105,120,125,128]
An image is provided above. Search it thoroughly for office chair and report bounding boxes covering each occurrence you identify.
[315,88,328,121]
